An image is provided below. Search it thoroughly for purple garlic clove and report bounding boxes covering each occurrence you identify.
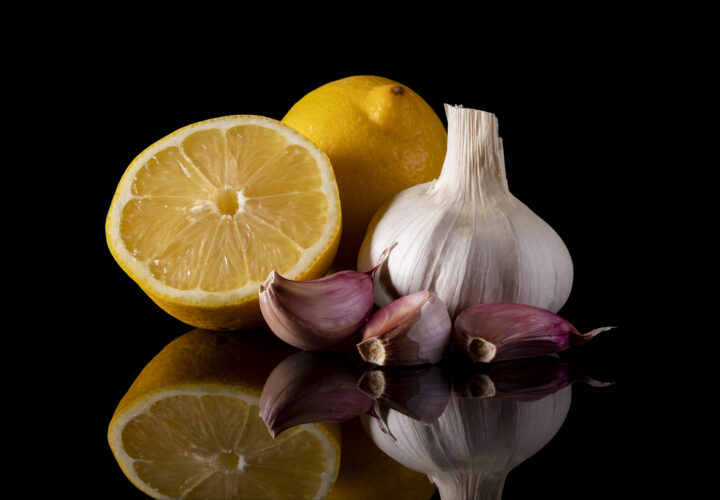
[453,302,614,363]
[356,290,452,366]
[258,245,394,352]
[259,269,373,352]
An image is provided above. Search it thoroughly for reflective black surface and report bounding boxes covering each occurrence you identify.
[50,39,677,499]
[99,323,632,499]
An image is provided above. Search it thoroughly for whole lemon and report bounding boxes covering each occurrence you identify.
[282,75,447,269]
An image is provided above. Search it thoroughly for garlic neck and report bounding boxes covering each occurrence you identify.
[436,105,510,201]
[429,469,507,500]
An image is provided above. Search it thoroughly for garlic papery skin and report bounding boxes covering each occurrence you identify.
[358,104,574,318]
[356,290,452,366]
[258,269,375,352]
[362,385,572,500]
[453,302,615,363]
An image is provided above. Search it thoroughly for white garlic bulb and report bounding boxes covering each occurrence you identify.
[358,104,573,317]
[362,386,572,499]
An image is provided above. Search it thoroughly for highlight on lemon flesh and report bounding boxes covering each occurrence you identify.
[282,75,447,269]
[105,115,342,330]
[108,329,341,500]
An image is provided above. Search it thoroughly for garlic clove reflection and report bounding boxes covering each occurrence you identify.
[259,350,372,438]
[357,290,452,366]
[453,355,614,402]
[358,364,451,425]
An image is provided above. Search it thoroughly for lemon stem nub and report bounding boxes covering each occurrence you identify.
[391,86,404,95]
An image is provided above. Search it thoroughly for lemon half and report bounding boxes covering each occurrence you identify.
[106,115,341,330]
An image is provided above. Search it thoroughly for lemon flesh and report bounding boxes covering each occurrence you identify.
[106,116,341,329]
[109,388,340,500]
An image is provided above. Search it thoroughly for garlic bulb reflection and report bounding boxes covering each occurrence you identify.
[358,104,573,317]
[362,385,572,499]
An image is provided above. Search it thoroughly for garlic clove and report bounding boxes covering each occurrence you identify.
[258,269,373,351]
[358,364,451,425]
[453,355,614,402]
[259,350,373,438]
[259,244,395,352]
[356,290,452,366]
[453,302,615,363]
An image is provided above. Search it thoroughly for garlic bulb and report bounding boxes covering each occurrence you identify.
[358,104,573,317]
[362,384,572,499]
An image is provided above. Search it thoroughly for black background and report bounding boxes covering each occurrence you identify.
[30,17,693,500]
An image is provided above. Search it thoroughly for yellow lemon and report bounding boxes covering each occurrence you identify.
[282,75,447,269]
[106,115,342,330]
[108,328,341,499]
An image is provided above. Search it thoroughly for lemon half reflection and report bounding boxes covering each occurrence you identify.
[107,328,340,500]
